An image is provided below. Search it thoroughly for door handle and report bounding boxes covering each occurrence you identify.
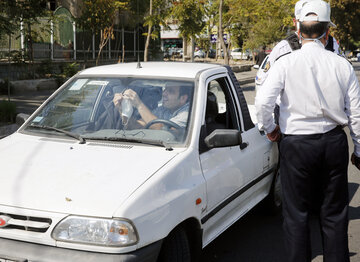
[240,142,248,150]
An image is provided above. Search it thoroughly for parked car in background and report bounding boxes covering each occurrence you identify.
[164,47,177,58]
[0,62,280,261]
[194,49,205,58]
[230,48,252,60]
[177,49,183,58]
[207,49,216,58]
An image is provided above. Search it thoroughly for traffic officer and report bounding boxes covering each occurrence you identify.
[255,1,360,261]
[256,0,342,90]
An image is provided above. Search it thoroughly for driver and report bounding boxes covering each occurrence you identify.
[113,81,192,129]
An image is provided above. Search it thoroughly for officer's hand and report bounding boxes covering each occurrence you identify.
[267,125,281,142]
[351,153,360,171]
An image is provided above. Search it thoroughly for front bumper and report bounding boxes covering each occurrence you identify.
[0,237,162,262]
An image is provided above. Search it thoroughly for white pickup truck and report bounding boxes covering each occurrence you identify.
[0,62,280,261]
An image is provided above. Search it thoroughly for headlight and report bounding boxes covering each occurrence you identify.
[51,216,138,246]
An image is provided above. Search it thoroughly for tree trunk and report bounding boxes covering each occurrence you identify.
[183,36,187,62]
[144,26,151,61]
[190,36,194,62]
[144,0,153,62]
[218,0,229,65]
[96,26,113,66]
[27,22,35,78]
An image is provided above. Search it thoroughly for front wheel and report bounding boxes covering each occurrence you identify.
[157,227,191,262]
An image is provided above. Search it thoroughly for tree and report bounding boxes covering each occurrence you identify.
[171,0,206,62]
[227,0,294,52]
[76,0,127,65]
[0,0,50,63]
[0,1,17,37]
[143,0,170,61]
[330,0,360,50]
[218,0,229,64]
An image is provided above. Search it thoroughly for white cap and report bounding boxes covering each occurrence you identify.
[294,0,315,20]
[299,0,336,27]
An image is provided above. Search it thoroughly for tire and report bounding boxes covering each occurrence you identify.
[262,168,282,215]
[158,227,191,262]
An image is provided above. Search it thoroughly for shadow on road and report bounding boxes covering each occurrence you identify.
[200,182,359,262]
[349,182,360,220]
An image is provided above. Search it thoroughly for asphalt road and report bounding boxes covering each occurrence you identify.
[200,62,360,262]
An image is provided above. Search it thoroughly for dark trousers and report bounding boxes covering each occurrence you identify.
[280,127,350,262]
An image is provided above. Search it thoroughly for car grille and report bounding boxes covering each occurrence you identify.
[0,212,52,233]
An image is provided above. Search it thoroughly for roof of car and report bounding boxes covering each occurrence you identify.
[78,62,223,79]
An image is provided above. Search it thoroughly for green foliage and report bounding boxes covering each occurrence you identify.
[76,0,129,65]
[171,0,206,39]
[36,60,53,77]
[9,50,28,63]
[76,0,128,34]
[143,0,170,39]
[228,0,296,49]
[227,0,294,50]
[0,100,16,123]
[330,0,360,50]
[0,0,49,36]
[63,62,80,78]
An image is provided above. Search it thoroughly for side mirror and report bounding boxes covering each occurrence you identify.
[204,129,242,149]
[253,64,259,69]
[16,113,30,126]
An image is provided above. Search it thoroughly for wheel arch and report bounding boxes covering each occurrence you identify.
[159,217,203,261]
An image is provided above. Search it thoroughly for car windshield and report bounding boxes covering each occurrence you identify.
[23,77,195,147]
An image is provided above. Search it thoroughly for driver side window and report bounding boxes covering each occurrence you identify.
[205,78,239,134]
[199,77,240,153]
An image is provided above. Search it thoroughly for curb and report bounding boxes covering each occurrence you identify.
[11,78,59,94]
[238,78,255,85]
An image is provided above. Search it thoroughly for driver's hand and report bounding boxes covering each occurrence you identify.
[123,89,142,108]
[113,93,123,109]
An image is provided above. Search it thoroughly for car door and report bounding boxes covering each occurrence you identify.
[199,75,271,246]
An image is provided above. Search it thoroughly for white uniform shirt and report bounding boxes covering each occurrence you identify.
[255,41,360,156]
[256,40,293,88]
[257,34,342,88]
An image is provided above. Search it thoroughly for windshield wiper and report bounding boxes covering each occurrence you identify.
[28,124,86,144]
[83,136,173,150]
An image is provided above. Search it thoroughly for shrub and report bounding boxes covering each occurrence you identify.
[36,60,53,77]
[63,62,80,78]
[0,100,17,123]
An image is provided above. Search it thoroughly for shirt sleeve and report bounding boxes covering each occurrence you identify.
[260,42,285,81]
[255,61,285,133]
[345,68,360,156]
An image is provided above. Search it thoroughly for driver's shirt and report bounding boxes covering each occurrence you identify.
[153,102,189,128]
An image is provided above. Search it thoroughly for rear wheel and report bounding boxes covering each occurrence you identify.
[157,227,191,262]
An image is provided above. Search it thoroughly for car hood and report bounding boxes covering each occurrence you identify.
[0,133,180,217]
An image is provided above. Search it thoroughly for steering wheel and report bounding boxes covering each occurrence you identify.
[144,119,181,130]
